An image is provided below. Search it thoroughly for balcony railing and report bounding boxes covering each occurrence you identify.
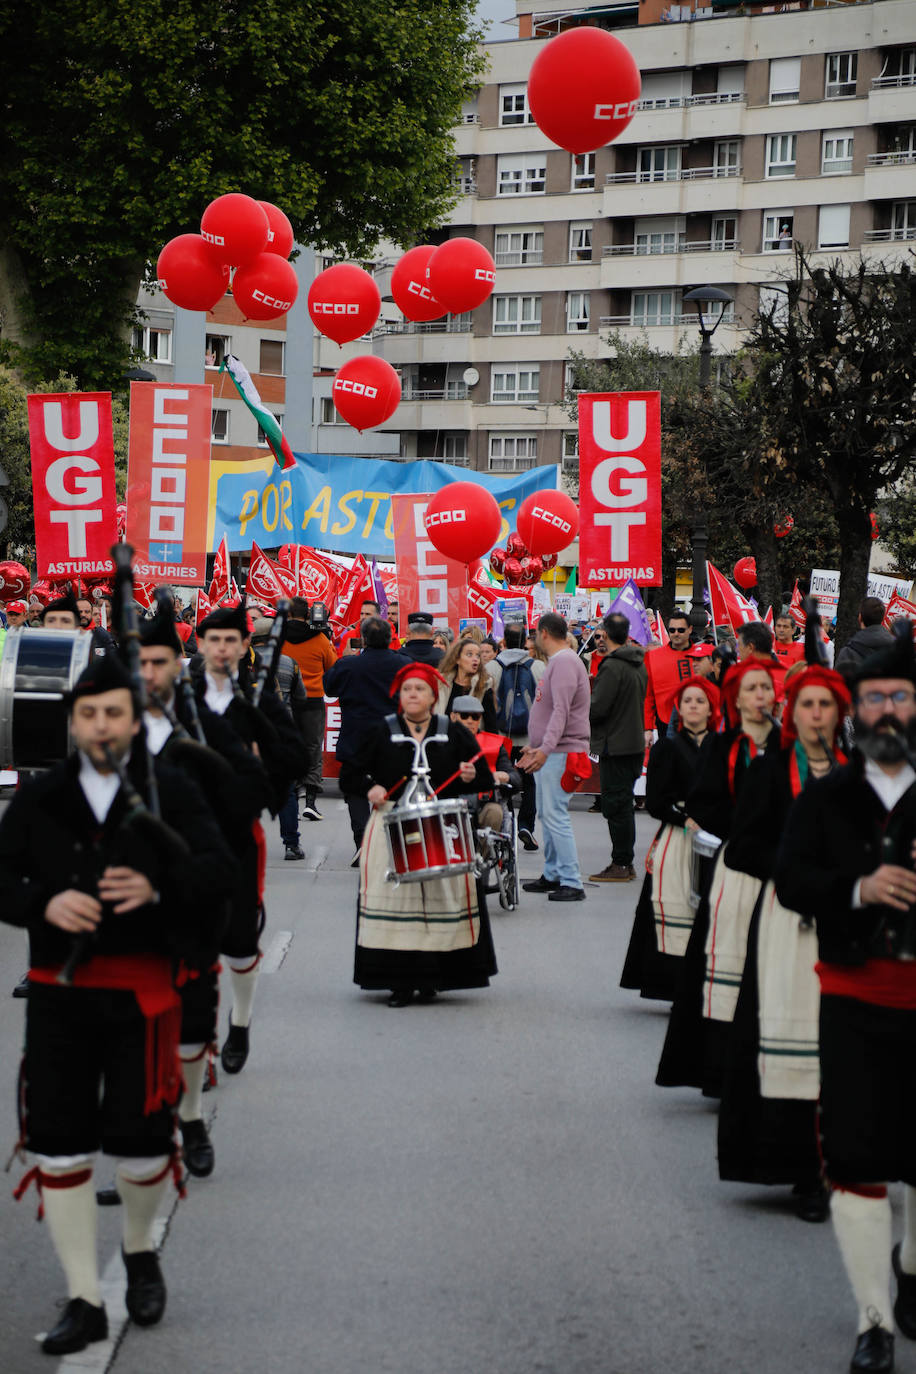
[599,313,736,329]
[602,237,738,257]
[866,150,916,166]
[453,177,477,195]
[605,164,740,185]
[494,251,544,266]
[375,320,473,335]
[871,73,916,89]
[862,227,916,241]
[401,385,470,402]
[636,92,745,110]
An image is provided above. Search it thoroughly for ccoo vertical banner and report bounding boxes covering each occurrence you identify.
[126,382,213,584]
[28,392,118,578]
[392,493,468,625]
[578,391,662,587]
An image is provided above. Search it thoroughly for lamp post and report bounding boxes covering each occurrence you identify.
[681,284,734,636]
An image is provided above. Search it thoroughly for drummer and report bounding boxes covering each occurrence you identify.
[344,662,497,1008]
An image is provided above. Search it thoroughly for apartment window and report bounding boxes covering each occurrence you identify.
[631,291,676,326]
[769,56,800,104]
[703,298,734,326]
[766,134,797,178]
[499,83,533,126]
[637,146,681,182]
[211,408,229,443]
[562,433,579,479]
[717,65,744,97]
[494,227,543,266]
[569,223,593,262]
[712,216,738,249]
[826,52,857,99]
[205,334,231,368]
[497,153,546,195]
[763,211,794,252]
[488,434,538,472]
[442,433,468,464]
[818,204,850,248]
[493,294,542,334]
[491,366,539,403]
[257,413,284,445]
[572,153,596,190]
[639,71,690,109]
[259,339,285,374]
[822,129,855,174]
[320,397,348,424]
[132,326,172,363]
[635,216,684,255]
[566,292,590,333]
[759,284,789,326]
[892,201,916,240]
[564,362,584,396]
[713,140,740,177]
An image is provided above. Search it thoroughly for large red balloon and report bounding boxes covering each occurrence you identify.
[308,264,381,345]
[527,27,641,156]
[426,238,496,315]
[257,201,294,258]
[232,254,299,320]
[0,561,30,601]
[201,193,269,267]
[424,483,502,564]
[391,246,445,323]
[733,557,757,590]
[332,356,401,432]
[157,235,229,312]
[517,490,579,555]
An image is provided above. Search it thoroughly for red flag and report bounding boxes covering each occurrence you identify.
[655,611,668,646]
[707,562,758,631]
[330,554,373,636]
[279,543,340,606]
[132,581,158,611]
[884,591,916,628]
[195,587,214,625]
[788,579,805,630]
[763,605,774,628]
[209,534,232,602]
[247,542,288,606]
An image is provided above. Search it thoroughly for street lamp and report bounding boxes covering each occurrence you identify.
[681,284,734,635]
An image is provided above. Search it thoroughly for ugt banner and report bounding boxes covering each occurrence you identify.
[126,382,213,584]
[28,392,118,579]
[578,392,662,588]
[392,493,468,625]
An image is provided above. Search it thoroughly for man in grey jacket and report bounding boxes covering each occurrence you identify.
[589,612,648,882]
[835,597,893,675]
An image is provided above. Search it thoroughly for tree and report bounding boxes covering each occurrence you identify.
[0,0,484,388]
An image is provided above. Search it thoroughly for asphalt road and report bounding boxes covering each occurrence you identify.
[0,792,909,1374]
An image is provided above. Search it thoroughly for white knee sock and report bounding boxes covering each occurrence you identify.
[227,959,259,1028]
[39,1162,101,1306]
[178,1043,208,1123]
[116,1156,171,1255]
[831,1187,893,1333]
[901,1185,916,1274]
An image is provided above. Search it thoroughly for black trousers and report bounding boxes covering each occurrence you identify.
[299,701,325,790]
[599,752,644,867]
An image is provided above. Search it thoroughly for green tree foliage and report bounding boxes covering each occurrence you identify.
[0,0,485,388]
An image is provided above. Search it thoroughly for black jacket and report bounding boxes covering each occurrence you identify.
[324,646,411,763]
[686,725,781,842]
[589,645,648,756]
[339,714,492,801]
[834,623,894,673]
[399,638,444,667]
[725,748,795,881]
[160,690,274,841]
[645,731,705,828]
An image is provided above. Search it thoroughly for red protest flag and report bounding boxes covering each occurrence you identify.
[707,561,758,631]
[247,542,287,607]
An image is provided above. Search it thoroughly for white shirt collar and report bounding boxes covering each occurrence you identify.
[143,710,173,757]
[864,756,916,813]
[78,751,121,824]
[204,669,236,715]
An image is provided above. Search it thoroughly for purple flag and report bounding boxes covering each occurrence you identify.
[609,578,653,647]
[370,559,389,620]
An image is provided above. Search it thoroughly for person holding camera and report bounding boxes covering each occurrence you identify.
[282,597,337,821]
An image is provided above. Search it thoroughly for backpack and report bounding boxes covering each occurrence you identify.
[496,659,536,735]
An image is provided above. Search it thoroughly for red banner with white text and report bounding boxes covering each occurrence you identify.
[391,493,468,626]
[28,392,119,579]
[578,391,662,587]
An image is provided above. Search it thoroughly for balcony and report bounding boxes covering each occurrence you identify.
[599,313,735,329]
[605,165,740,185]
[636,92,746,111]
[602,237,738,257]
[453,177,477,196]
[402,384,470,402]
[375,320,473,336]
[871,74,916,90]
[866,151,916,167]
[862,228,916,242]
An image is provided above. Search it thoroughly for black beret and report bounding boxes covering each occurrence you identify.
[41,591,80,622]
[197,602,250,637]
[139,598,183,655]
[66,653,137,709]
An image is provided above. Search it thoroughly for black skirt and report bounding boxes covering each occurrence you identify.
[620,871,683,1002]
[655,867,728,1098]
[353,882,498,993]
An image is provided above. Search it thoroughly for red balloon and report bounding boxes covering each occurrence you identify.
[332,355,401,432]
[156,235,229,312]
[506,531,527,559]
[0,561,29,601]
[527,27,641,156]
[542,552,559,570]
[518,555,544,585]
[490,548,507,575]
[308,264,381,345]
[257,201,294,258]
[504,556,522,585]
[426,238,496,315]
[391,246,445,323]
[232,254,299,321]
[517,490,579,556]
[29,579,53,609]
[870,512,880,541]
[773,516,794,538]
[200,193,269,267]
[424,482,502,564]
[733,557,757,590]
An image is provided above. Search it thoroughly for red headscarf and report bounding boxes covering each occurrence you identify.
[675,676,721,732]
[780,665,851,748]
[721,656,776,729]
[389,661,447,700]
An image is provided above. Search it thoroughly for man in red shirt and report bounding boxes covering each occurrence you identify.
[773,612,805,666]
[643,611,700,740]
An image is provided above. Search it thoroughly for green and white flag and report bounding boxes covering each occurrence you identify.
[220,354,296,471]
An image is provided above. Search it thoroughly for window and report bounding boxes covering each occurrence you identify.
[494,227,543,266]
[759,284,789,326]
[493,294,542,334]
[639,71,690,109]
[491,366,539,403]
[631,291,676,326]
[717,65,744,97]
[442,433,468,464]
[637,146,681,182]
[564,362,585,396]
[499,83,533,126]
[257,413,284,445]
[766,134,797,178]
[488,434,538,472]
[562,433,579,479]
[497,153,546,195]
[568,223,592,263]
[571,153,595,190]
[712,216,738,250]
[211,408,229,443]
[822,130,854,174]
[703,298,734,326]
[320,397,348,424]
[818,204,850,248]
[635,216,684,255]
[259,339,285,374]
[132,326,172,363]
[769,56,800,104]
[826,52,857,99]
[763,211,794,252]
[205,334,231,368]
[566,292,590,333]
[892,201,916,240]
[713,140,740,177]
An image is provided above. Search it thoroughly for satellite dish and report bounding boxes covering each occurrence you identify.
[462,367,479,387]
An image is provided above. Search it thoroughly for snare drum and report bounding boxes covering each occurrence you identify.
[0,629,92,770]
[384,795,477,884]
[689,829,722,911]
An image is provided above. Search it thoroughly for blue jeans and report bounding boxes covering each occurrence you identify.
[534,752,583,890]
[278,786,300,848]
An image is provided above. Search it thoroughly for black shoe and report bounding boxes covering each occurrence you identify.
[793,1180,830,1223]
[387,989,414,1007]
[12,972,29,999]
[587,799,602,813]
[521,876,561,893]
[221,1021,249,1074]
[416,986,438,1003]
[180,1118,215,1178]
[548,885,586,902]
[893,1243,916,1339]
[301,793,322,821]
[123,1249,166,1327]
[42,1297,108,1354]
[284,844,305,860]
[850,1325,894,1372]
[95,1185,121,1206]
[518,828,539,852]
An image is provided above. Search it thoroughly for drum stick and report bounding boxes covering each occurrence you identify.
[432,749,484,797]
[381,776,407,802]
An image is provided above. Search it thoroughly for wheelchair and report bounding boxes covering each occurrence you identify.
[474,787,520,912]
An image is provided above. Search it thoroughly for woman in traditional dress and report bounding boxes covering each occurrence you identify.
[436,636,498,730]
[717,663,850,1220]
[621,678,720,1001]
[348,662,498,1007]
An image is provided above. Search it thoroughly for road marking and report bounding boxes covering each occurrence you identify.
[261,929,293,973]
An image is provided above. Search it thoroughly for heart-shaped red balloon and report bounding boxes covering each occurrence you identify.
[506,532,526,559]
[504,556,522,584]
[0,561,30,601]
[490,548,507,574]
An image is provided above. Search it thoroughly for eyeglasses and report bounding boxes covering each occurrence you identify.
[859,689,916,708]
[456,712,480,721]
[668,626,690,635]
